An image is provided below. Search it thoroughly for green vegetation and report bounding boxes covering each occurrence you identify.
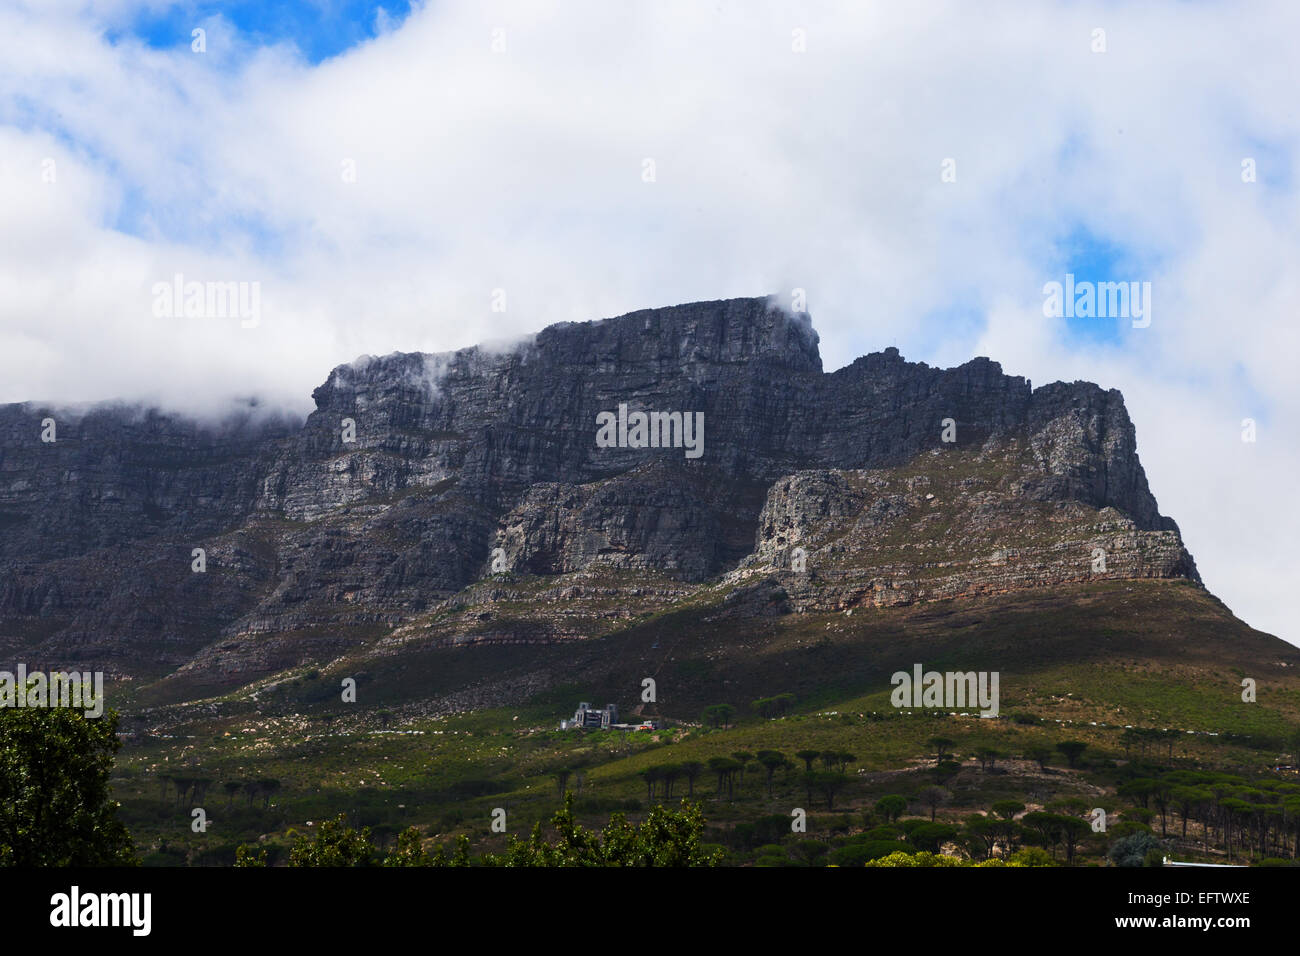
[8,578,1296,868]
[0,702,136,865]
[270,795,718,867]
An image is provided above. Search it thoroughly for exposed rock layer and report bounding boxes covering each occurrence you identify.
[0,297,1195,683]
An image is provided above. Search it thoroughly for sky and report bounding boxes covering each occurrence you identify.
[0,1,1297,645]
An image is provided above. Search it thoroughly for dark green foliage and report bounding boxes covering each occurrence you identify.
[1056,740,1088,768]
[991,799,1024,820]
[1108,830,1165,867]
[288,814,377,866]
[908,822,958,853]
[831,841,913,866]
[234,844,267,866]
[0,704,136,866]
[702,704,735,728]
[494,793,722,866]
[875,794,908,823]
[862,825,904,841]
[732,813,792,849]
[384,826,434,866]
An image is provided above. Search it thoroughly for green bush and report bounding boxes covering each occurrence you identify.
[1107,831,1164,867]
[832,841,915,866]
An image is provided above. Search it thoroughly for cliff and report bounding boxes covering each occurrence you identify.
[0,296,1197,685]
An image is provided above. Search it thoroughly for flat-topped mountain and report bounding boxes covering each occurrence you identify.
[0,296,1202,695]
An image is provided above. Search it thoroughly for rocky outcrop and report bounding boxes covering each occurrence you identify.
[725,438,1197,615]
[0,296,1196,684]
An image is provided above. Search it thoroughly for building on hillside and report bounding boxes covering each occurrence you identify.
[558,702,662,731]
[561,701,618,730]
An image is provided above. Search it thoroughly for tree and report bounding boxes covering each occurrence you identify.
[660,763,682,800]
[0,702,136,866]
[795,749,820,772]
[875,794,908,823]
[807,770,847,810]
[224,781,242,809]
[832,842,913,866]
[927,737,954,768]
[258,778,281,809]
[702,704,735,729]
[962,815,998,860]
[1055,741,1087,769]
[1025,744,1052,771]
[1020,811,1064,858]
[494,793,722,867]
[1150,780,1173,837]
[793,840,829,866]
[708,756,741,798]
[757,750,786,797]
[909,822,958,853]
[555,767,572,798]
[1108,830,1165,867]
[1058,816,1091,864]
[1170,786,1207,841]
[1158,728,1180,761]
[976,747,1003,772]
[917,786,950,822]
[289,814,376,866]
[234,844,267,867]
[681,760,704,797]
[991,800,1024,820]
[732,752,755,785]
[1047,796,1089,817]
[639,766,661,802]
[935,760,963,785]
[1119,728,1141,758]
[384,827,433,866]
[1118,778,1157,810]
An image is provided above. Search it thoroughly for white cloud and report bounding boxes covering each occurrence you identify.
[0,0,1297,642]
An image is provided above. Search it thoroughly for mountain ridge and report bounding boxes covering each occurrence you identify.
[0,296,1203,691]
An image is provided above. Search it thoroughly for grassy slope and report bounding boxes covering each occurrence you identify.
[109,578,1300,864]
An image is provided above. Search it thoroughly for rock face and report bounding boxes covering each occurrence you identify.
[0,296,1197,684]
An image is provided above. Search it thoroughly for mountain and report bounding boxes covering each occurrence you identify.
[0,296,1214,705]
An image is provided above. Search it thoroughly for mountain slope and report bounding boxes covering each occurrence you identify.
[0,296,1229,703]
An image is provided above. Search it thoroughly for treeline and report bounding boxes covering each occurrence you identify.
[701,692,796,728]
[156,774,282,810]
[638,749,857,805]
[236,794,721,867]
[1113,766,1300,862]
[728,794,1164,867]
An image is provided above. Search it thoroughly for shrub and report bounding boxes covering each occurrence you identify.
[1107,830,1165,867]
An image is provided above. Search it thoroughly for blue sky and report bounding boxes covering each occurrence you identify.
[1048,227,1147,348]
[113,1,413,63]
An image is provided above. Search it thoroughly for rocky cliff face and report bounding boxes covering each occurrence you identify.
[0,296,1196,686]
